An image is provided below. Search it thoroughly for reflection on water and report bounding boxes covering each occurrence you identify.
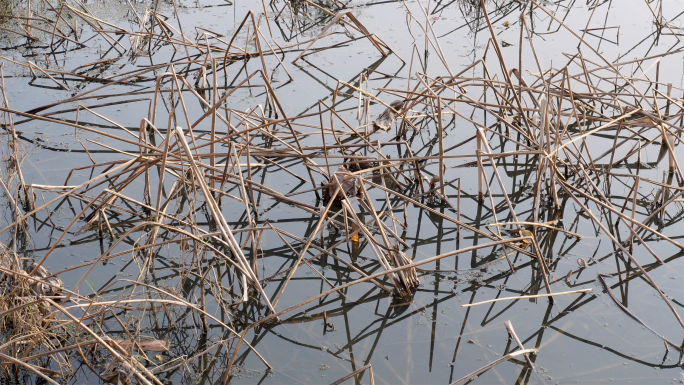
[0,0,683,384]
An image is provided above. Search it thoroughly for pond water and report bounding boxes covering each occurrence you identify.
[1,0,684,384]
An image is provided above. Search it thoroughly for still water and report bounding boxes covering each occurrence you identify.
[2,0,684,384]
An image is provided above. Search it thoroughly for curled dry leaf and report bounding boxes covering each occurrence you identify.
[107,338,170,351]
[100,357,134,385]
[324,167,363,201]
[373,100,405,131]
[26,262,63,297]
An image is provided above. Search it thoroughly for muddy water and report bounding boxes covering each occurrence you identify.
[2,0,684,384]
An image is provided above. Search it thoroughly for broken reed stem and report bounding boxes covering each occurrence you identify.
[504,320,535,370]
[461,289,592,308]
[450,348,537,385]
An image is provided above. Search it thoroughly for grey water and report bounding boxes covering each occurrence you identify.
[2,0,684,384]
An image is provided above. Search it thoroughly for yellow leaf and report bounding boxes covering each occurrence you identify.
[351,222,360,242]
[520,229,534,244]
